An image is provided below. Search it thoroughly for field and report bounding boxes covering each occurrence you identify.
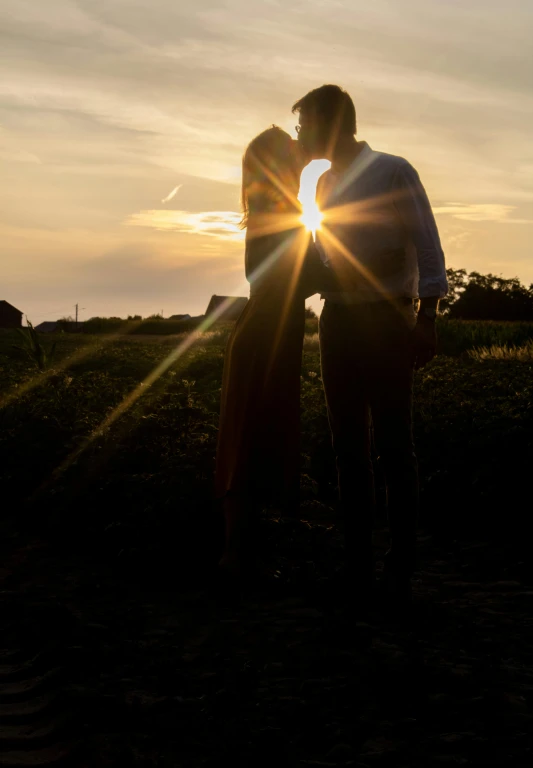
[2,317,533,544]
[1,319,533,765]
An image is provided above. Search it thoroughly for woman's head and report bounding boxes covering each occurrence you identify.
[240,126,305,230]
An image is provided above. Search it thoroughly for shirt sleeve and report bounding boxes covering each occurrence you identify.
[392,162,448,299]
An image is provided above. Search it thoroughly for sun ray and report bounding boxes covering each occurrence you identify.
[29,168,407,497]
[253,155,302,211]
[23,181,414,503]
[321,187,406,228]
[266,228,310,378]
[32,234,302,497]
[5,176,318,416]
[318,225,410,314]
[0,318,145,411]
[245,210,304,240]
[32,297,245,493]
[300,202,323,237]
[319,225,388,299]
[298,159,330,236]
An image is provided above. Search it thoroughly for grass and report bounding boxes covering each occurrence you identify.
[71,315,533,352]
[2,319,532,768]
[436,318,533,356]
[468,341,533,361]
[305,317,533,356]
[1,320,533,566]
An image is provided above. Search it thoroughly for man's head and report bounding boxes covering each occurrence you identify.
[292,84,356,161]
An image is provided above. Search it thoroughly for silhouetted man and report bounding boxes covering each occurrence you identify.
[293,84,448,611]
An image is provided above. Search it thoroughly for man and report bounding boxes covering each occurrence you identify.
[293,84,448,612]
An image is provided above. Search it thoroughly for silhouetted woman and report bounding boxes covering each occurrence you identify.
[215,126,338,582]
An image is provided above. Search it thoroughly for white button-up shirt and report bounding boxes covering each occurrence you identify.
[315,142,448,303]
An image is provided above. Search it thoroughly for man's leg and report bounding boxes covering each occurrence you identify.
[373,393,419,579]
[369,306,419,583]
[319,303,375,587]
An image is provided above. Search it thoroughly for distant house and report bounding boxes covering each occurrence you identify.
[205,295,248,322]
[169,313,191,321]
[0,300,23,328]
[35,321,59,333]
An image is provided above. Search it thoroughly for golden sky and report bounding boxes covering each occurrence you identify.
[1,0,532,321]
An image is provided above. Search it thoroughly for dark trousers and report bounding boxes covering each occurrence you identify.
[319,299,419,577]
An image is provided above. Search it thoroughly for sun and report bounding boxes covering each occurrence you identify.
[300,202,324,234]
[297,159,331,235]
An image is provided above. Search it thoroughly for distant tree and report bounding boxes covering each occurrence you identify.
[127,315,142,321]
[439,268,468,314]
[304,306,318,320]
[146,313,163,320]
[447,271,533,321]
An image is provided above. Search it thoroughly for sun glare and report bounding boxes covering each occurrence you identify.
[300,203,324,234]
[298,159,331,235]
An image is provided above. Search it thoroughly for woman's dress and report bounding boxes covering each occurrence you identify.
[214,225,337,509]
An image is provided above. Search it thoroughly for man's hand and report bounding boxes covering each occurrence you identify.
[411,315,437,370]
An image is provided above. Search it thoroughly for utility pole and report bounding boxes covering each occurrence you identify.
[74,304,85,327]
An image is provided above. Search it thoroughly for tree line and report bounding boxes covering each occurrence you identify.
[54,269,533,327]
[440,269,533,321]
[307,269,533,321]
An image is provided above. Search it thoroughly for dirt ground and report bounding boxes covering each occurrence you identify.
[1,514,532,767]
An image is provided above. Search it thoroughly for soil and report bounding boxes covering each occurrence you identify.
[1,512,532,767]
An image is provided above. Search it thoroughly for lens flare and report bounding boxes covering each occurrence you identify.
[300,202,323,235]
[27,151,407,506]
[298,159,330,235]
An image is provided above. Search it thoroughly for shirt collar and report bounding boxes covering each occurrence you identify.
[328,142,375,198]
[330,141,371,176]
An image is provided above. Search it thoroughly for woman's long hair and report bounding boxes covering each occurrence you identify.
[240,126,302,231]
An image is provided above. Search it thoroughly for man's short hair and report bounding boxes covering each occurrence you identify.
[292,84,356,135]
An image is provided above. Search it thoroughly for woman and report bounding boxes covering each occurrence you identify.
[215,126,338,581]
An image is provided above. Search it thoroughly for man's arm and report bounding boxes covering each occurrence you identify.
[392,161,448,303]
[392,162,448,368]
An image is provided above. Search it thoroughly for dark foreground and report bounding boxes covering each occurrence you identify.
[2,509,532,767]
[2,331,533,765]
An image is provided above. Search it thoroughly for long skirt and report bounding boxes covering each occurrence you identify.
[214,292,305,509]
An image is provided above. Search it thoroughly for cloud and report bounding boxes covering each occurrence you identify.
[434,203,533,223]
[0,147,42,164]
[124,209,244,240]
[161,185,182,203]
[1,0,533,317]
[0,124,42,164]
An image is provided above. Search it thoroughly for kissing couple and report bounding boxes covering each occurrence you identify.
[214,84,448,613]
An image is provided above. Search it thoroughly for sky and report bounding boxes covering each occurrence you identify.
[1,0,532,322]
